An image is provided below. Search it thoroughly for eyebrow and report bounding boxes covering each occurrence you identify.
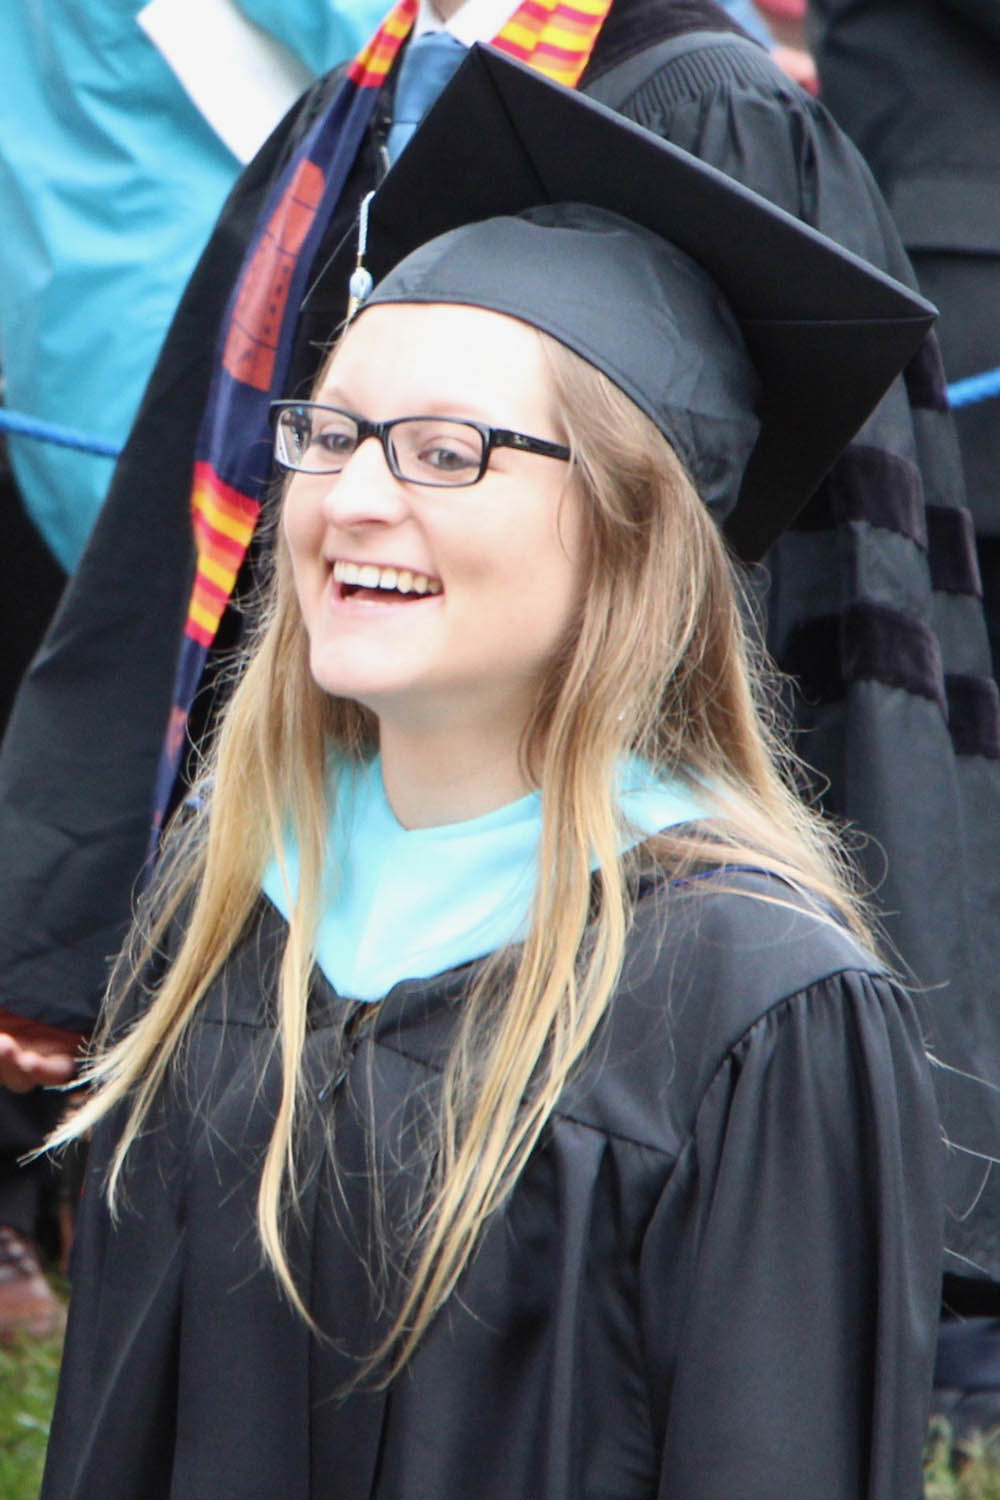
[310,390,505,426]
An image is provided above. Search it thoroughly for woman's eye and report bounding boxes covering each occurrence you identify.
[316,429,356,456]
[420,444,477,472]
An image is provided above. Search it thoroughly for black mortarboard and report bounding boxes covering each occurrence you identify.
[339,46,935,561]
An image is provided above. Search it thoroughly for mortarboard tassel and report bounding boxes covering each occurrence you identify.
[346,191,376,322]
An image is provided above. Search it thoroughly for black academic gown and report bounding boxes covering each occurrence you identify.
[41,871,944,1500]
[812,0,1000,685]
[0,0,996,1270]
[810,0,1000,550]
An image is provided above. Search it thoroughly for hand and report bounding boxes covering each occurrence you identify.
[0,1032,79,1093]
[772,44,819,95]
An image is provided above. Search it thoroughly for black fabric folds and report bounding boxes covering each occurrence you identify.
[904,335,951,414]
[783,604,946,709]
[41,875,944,1500]
[946,674,1000,760]
[928,505,983,598]
[792,443,927,544]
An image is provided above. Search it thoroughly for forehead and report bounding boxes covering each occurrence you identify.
[316,302,558,422]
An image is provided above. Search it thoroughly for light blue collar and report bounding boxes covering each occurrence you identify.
[261,755,707,1002]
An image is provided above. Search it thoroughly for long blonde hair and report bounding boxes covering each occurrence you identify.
[52,332,871,1382]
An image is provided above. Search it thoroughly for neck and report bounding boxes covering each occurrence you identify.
[429,0,467,21]
[377,717,532,828]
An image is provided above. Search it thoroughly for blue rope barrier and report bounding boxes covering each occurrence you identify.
[0,407,122,459]
[1,362,998,464]
[947,366,1000,411]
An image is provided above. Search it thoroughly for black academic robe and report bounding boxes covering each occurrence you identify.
[810,0,1000,672]
[809,0,1000,534]
[41,871,944,1499]
[0,445,67,1238]
[0,0,996,1272]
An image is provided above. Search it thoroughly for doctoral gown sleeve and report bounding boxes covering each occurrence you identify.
[639,968,943,1500]
[617,29,1000,1281]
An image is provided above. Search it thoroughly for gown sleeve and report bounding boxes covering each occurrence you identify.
[638,968,943,1500]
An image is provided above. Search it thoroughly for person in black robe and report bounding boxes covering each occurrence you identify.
[809,0,1000,676]
[35,62,943,1500]
[0,433,68,1338]
[808,0,1000,1416]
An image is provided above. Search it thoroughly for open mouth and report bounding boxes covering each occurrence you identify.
[332,559,443,603]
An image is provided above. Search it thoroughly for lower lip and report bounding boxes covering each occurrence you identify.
[327,579,444,615]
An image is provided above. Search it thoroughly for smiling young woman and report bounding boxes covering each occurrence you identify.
[279,303,585,783]
[39,64,944,1500]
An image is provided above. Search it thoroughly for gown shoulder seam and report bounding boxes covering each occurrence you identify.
[371,964,896,1156]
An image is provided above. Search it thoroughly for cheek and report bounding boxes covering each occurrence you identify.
[281,491,328,633]
[471,489,585,640]
[281,487,330,598]
[529,487,587,614]
[553,486,588,596]
[281,485,315,560]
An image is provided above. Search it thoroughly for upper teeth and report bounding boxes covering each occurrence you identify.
[333,560,442,595]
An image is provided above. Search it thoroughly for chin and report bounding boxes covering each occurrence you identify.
[308,645,409,712]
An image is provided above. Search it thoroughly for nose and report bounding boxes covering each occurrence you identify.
[318,432,409,529]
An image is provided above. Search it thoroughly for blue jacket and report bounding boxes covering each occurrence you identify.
[0,0,386,569]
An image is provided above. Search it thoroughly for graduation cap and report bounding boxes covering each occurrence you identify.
[339,45,935,561]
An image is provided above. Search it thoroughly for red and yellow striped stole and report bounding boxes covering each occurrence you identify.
[493,0,612,86]
[350,0,611,90]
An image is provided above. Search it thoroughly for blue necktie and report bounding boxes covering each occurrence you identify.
[385,31,467,165]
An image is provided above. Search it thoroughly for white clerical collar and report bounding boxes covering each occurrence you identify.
[412,0,522,49]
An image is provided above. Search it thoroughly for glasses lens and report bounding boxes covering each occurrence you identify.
[390,419,486,486]
[276,406,359,472]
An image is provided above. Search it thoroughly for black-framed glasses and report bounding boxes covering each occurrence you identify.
[270,401,571,488]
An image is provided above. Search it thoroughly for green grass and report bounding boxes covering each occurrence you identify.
[4,1327,1000,1498]
[926,1416,1000,1500]
[0,1332,62,1500]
